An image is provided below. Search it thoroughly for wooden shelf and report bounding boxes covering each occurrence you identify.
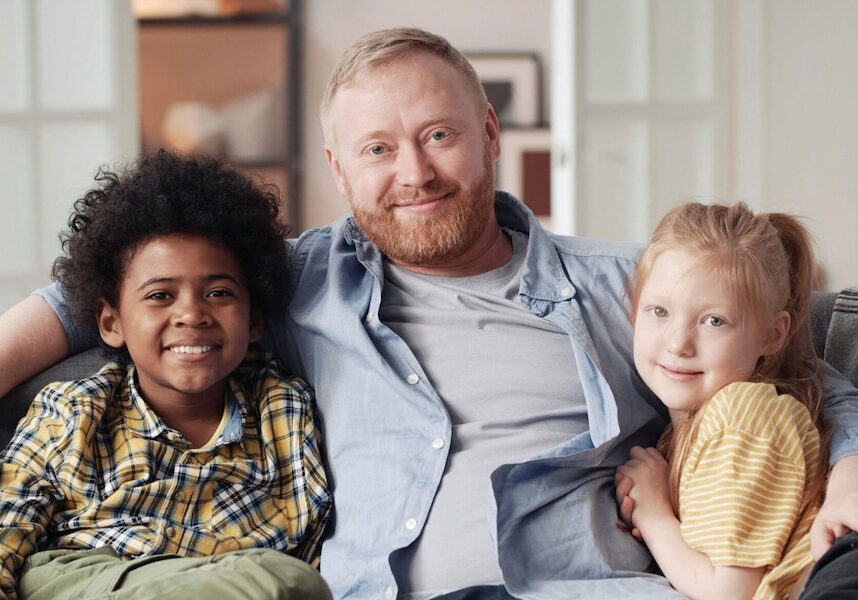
[137,13,290,27]
[135,0,303,227]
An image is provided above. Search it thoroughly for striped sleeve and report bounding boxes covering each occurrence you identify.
[679,382,811,568]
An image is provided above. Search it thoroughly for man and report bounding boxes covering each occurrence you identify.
[3,28,858,599]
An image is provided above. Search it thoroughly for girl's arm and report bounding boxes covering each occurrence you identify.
[617,446,765,600]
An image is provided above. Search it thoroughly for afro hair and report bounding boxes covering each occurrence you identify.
[52,149,291,353]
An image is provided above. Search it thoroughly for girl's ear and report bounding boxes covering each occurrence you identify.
[248,311,264,344]
[763,310,791,356]
[97,300,126,349]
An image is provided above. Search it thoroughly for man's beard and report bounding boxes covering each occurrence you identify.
[347,151,496,266]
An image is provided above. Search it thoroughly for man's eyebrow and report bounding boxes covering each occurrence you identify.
[136,273,241,292]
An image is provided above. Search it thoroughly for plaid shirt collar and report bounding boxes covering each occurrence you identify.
[122,365,246,446]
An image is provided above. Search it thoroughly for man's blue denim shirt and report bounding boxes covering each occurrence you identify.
[42,193,858,599]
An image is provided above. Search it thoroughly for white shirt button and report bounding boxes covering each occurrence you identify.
[365,312,374,322]
[560,287,572,297]
[384,586,395,600]
[165,526,175,537]
[405,518,417,530]
[432,438,445,450]
[175,492,184,502]
[406,373,419,385]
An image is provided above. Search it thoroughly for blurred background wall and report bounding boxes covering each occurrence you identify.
[1,0,856,315]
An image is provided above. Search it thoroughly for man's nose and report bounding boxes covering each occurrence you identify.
[395,144,434,187]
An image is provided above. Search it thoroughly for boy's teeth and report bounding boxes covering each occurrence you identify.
[170,345,214,354]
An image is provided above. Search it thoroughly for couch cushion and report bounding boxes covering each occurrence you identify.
[0,348,104,449]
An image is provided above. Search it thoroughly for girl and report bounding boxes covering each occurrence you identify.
[617,202,827,600]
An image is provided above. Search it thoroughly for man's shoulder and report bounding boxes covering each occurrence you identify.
[291,214,353,256]
[548,232,642,264]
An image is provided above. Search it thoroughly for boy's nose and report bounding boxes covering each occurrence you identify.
[173,298,212,327]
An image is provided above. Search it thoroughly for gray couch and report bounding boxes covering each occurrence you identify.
[0,291,848,450]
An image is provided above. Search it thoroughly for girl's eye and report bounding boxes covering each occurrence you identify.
[705,316,725,327]
[649,306,668,318]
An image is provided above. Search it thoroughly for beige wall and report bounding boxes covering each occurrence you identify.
[762,0,858,291]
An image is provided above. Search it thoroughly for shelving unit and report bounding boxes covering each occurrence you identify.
[136,0,303,227]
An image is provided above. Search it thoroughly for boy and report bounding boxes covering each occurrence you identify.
[0,150,332,599]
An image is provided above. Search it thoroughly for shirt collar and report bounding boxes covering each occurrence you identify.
[340,191,577,304]
[124,365,244,445]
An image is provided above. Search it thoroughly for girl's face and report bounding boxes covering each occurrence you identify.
[633,248,777,423]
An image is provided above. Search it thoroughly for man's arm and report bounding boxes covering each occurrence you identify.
[0,295,68,397]
[811,455,858,558]
[811,360,858,555]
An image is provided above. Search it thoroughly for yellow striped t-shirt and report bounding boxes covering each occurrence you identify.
[674,381,821,600]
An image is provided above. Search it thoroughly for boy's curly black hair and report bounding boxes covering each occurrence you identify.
[52,149,291,350]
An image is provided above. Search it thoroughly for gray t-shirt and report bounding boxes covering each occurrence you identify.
[382,230,589,598]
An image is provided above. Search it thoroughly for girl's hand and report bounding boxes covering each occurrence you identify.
[616,446,673,538]
[614,471,642,540]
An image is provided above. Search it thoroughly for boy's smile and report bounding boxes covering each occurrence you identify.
[97,234,261,416]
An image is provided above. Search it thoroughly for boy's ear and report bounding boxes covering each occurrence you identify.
[97,300,126,349]
[763,310,791,356]
[248,311,264,344]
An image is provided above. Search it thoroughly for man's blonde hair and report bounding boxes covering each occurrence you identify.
[319,27,488,145]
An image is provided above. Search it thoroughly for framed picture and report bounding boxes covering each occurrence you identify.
[497,128,551,226]
[466,53,541,127]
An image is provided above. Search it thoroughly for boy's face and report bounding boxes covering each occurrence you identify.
[97,234,261,409]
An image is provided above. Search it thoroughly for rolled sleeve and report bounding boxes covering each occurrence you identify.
[821,360,858,464]
[33,284,98,354]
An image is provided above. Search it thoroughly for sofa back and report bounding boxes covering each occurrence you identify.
[0,291,845,449]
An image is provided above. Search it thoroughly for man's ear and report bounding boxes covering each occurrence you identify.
[97,300,126,349]
[484,104,501,163]
[325,147,348,197]
[248,312,264,344]
[763,310,791,356]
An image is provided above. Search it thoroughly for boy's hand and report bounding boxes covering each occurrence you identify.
[616,446,673,539]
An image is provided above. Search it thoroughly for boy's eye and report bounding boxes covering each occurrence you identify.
[145,291,171,301]
[705,316,725,327]
[207,288,234,298]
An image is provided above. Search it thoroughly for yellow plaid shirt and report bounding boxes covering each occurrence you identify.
[0,351,331,596]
